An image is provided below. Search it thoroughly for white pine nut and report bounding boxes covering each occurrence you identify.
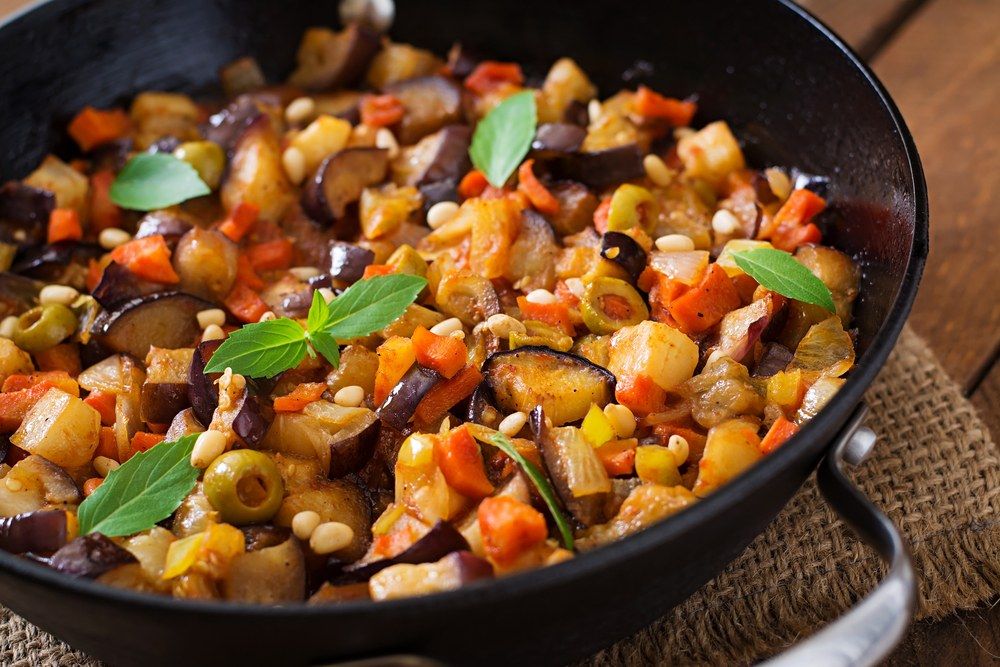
[711,209,741,235]
[317,287,335,303]
[196,308,226,330]
[498,411,528,437]
[202,324,226,342]
[525,289,557,305]
[5,477,23,492]
[642,154,673,187]
[190,430,227,468]
[334,385,365,408]
[485,313,526,339]
[765,167,793,201]
[93,456,120,478]
[310,521,355,555]
[668,434,690,466]
[0,316,18,339]
[588,99,602,121]
[603,403,637,439]
[564,278,585,299]
[98,227,132,250]
[289,266,321,281]
[426,201,460,229]
[291,510,322,541]
[430,317,463,337]
[655,234,696,253]
[285,96,316,126]
[39,284,79,306]
[258,310,277,323]
[282,146,307,185]
[375,127,400,158]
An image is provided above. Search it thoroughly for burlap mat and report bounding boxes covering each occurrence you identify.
[2,326,998,666]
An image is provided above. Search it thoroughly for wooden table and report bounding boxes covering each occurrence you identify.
[0,0,997,663]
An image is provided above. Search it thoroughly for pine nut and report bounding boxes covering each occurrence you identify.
[39,284,79,306]
[98,227,132,250]
[426,201,460,229]
[5,477,23,492]
[285,96,316,126]
[291,510,322,541]
[375,127,400,158]
[334,385,365,408]
[258,310,277,323]
[711,209,741,235]
[604,246,621,259]
[765,167,792,201]
[498,411,528,437]
[643,154,673,187]
[196,308,226,330]
[525,289,557,305]
[289,266,321,281]
[588,99,602,122]
[603,403,637,438]
[202,324,226,342]
[0,316,18,339]
[190,430,226,468]
[655,234,696,253]
[282,146,307,185]
[317,287,335,303]
[310,521,355,554]
[668,434,690,466]
[93,456,120,478]
[564,278,585,299]
[485,313,526,339]
[430,317,463,337]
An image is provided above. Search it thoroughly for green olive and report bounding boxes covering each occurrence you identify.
[203,449,284,525]
[606,184,655,231]
[509,320,573,352]
[174,141,226,190]
[580,277,650,335]
[12,304,77,353]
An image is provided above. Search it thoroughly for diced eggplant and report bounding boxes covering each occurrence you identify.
[219,56,266,98]
[0,182,54,245]
[368,551,493,601]
[91,262,158,310]
[418,179,459,213]
[12,242,103,284]
[385,76,463,145]
[0,510,68,554]
[563,100,589,127]
[466,386,502,430]
[445,42,481,79]
[133,211,193,244]
[241,525,292,552]
[376,365,442,431]
[222,115,295,223]
[231,391,269,449]
[46,533,137,578]
[289,24,381,91]
[329,242,375,283]
[0,455,80,517]
[164,407,204,442]
[600,231,647,282]
[302,148,389,224]
[391,125,471,187]
[532,123,586,155]
[263,401,380,478]
[172,484,219,537]
[752,343,794,378]
[140,347,194,424]
[534,410,611,526]
[173,228,239,302]
[92,292,211,361]
[0,273,41,319]
[224,534,305,603]
[330,520,469,584]
[188,339,223,425]
[504,210,558,292]
[545,181,598,236]
[542,145,645,190]
[484,347,615,426]
[577,484,696,550]
[434,272,501,327]
[203,95,267,154]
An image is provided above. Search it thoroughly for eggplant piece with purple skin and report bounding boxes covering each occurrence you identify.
[0,182,54,245]
[45,533,136,579]
[394,125,472,187]
[203,94,271,154]
[133,211,193,244]
[329,242,375,283]
[0,510,68,554]
[0,273,41,319]
[600,231,647,283]
[140,347,195,424]
[12,242,103,283]
[541,144,645,190]
[188,339,223,425]
[289,23,381,91]
[532,123,586,155]
[445,42,481,79]
[232,393,269,449]
[91,291,212,361]
[302,148,389,225]
[384,76,463,145]
[368,551,494,601]
[545,181,598,236]
[376,365,442,431]
[752,343,794,378]
[419,179,459,213]
[91,262,159,310]
[164,407,204,442]
[329,520,470,584]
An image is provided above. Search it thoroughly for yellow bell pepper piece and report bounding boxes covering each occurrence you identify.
[635,445,682,486]
[581,403,615,447]
[162,532,205,580]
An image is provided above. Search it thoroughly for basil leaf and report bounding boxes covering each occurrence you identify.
[732,247,836,312]
[487,432,574,550]
[469,91,537,188]
[109,153,211,210]
[77,435,200,537]
[318,274,428,339]
[308,330,341,369]
[204,318,308,377]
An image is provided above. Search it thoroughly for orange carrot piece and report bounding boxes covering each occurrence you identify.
[435,425,494,499]
[632,86,697,126]
[236,254,265,290]
[360,94,405,127]
[85,391,118,426]
[464,61,524,96]
[593,196,612,235]
[414,365,483,427]
[273,382,327,412]
[362,264,394,279]
[223,283,269,323]
[458,170,489,199]
[595,438,638,477]
[47,208,82,244]
[110,235,180,284]
[218,202,260,242]
[761,416,799,454]
[67,107,130,152]
[517,296,575,336]
[478,496,547,566]
[83,477,104,496]
[89,170,122,232]
[667,264,742,334]
[0,383,57,432]
[86,258,104,292]
[246,238,294,272]
[2,371,78,396]
[34,344,81,376]
[760,188,826,245]
[374,336,416,405]
[95,426,119,461]
[130,431,165,454]
[773,222,822,253]
[516,159,560,215]
[411,326,467,379]
[615,374,667,417]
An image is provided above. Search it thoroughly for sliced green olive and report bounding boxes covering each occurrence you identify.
[580,277,650,335]
[174,141,226,190]
[12,304,77,353]
[203,449,284,525]
[606,184,655,231]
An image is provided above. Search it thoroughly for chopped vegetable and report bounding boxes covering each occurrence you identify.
[110,235,180,284]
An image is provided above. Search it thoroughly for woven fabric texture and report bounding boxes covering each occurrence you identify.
[3,326,998,666]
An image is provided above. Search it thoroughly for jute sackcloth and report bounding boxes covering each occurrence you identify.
[2,326,998,666]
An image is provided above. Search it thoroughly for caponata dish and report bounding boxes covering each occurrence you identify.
[0,20,858,604]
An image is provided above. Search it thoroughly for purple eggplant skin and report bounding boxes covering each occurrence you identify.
[133,211,193,244]
[0,273,42,319]
[376,365,442,431]
[442,550,494,584]
[301,148,390,225]
[601,231,647,283]
[188,339,224,425]
[290,23,381,91]
[330,520,470,584]
[91,291,212,361]
[563,100,590,127]
[0,510,68,555]
[12,242,103,282]
[329,242,375,283]
[232,392,269,448]
[542,144,645,190]
[752,343,794,378]
[406,125,472,187]
[46,533,136,579]
[328,411,381,479]
[241,525,292,552]
[532,123,586,155]
[91,261,157,310]
[203,94,270,155]
[0,182,54,245]
[445,42,481,79]
[419,179,460,214]
[384,76,463,145]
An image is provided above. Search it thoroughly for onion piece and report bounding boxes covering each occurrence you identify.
[648,250,709,286]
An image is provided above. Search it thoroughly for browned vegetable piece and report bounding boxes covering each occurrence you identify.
[172,484,218,537]
[91,292,212,361]
[141,347,194,424]
[504,210,558,292]
[289,24,381,91]
[532,123,586,155]
[434,272,501,327]
[219,56,266,98]
[133,211,193,245]
[385,76,463,145]
[794,245,860,325]
[172,228,238,302]
[0,455,80,517]
[302,148,389,224]
[221,116,295,223]
[164,408,204,442]
[314,91,363,123]
[91,262,160,310]
[391,125,472,187]
[545,181,598,236]
[0,182,54,245]
[685,357,765,429]
[365,41,443,89]
[577,484,696,550]
[326,345,379,396]
[536,418,611,527]
[542,145,645,190]
[274,477,371,562]
[223,535,306,603]
[262,401,380,479]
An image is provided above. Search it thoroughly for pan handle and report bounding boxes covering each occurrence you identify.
[761,403,917,667]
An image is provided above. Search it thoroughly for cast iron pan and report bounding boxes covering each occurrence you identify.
[0,0,928,665]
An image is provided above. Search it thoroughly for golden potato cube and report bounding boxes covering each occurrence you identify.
[11,388,100,468]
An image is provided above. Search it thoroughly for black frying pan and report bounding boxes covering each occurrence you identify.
[0,1,928,664]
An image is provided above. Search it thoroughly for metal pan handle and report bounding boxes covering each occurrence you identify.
[762,403,917,667]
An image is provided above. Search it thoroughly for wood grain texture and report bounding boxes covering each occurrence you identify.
[799,0,918,56]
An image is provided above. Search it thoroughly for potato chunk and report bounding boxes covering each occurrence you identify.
[692,418,763,497]
[11,388,100,467]
[0,338,34,386]
[677,121,746,189]
[608,320,699,392]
